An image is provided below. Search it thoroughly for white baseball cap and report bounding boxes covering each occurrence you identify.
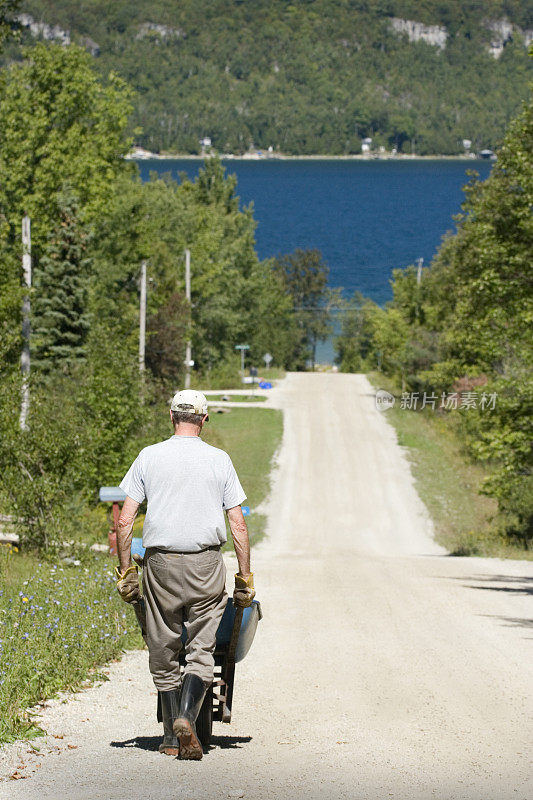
[170,389,209,418]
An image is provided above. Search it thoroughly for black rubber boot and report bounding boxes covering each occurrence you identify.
[158,689,181,756]
[173,674,208,760]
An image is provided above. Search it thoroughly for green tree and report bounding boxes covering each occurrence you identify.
[424,95,533,540]
[0,216,22,369]
[336,293,379,373]
[273,248,331,368]
[184,159,259,369]
[245,258,300,370]
[90,160,261,374]
[370,306,413,390]
[33,192,91,372]
[0,0,19,48]
[0,44,138,550]
[0,43,133,260]
[76,333,146,493]
[0,373,83,550]
[146,291,189,389]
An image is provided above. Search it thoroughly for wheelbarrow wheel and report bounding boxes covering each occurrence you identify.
[196,685,213,747]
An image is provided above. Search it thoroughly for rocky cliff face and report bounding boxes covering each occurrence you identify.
[390,15,533,58]
[17,11,533,62]
[484,18,533,58]
[135,22,184,41]
[16,13,70,46]
[390,18,448,50]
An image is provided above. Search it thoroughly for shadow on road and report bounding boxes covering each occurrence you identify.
[208,735,252,750]
[109,734,253,753]
[443,574,533,595]
[110,736,160,752]
[481,615,533,631]
[465,575,533,595]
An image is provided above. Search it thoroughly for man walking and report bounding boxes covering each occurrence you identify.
[114,389,255,760]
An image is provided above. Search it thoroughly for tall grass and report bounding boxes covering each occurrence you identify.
[0,546,143,743]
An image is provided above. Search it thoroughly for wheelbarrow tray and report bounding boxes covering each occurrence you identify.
[180,597,262,664]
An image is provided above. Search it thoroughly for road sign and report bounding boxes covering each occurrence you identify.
[235,344,250,371]
[263,352,272,367]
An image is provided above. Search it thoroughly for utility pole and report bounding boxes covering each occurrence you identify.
[415,257,424,325]
[139,260,147,374]
[185,249,192,389]
[416,257,423,285]
[19,216,31,430]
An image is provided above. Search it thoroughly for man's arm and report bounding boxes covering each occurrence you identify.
[226,505,251,576]
[117,496,140,574]
[226,505,255,608]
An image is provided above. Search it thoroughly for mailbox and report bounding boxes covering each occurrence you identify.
[99,486,126,555]
[99,487,126,503]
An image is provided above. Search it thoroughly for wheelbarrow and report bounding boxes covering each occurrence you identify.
[133,593,262,747]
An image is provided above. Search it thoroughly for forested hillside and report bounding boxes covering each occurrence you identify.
[6,0,533,154]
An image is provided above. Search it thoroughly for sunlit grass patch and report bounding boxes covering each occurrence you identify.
[207,394,267,402]
[204,408,283,548]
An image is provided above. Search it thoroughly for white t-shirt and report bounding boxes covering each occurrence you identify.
[119,435,246,552]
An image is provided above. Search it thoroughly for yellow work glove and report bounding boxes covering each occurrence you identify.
[233,572,255,608]
[115,564,140,604]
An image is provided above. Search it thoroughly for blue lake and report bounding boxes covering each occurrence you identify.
[138,158,492,306]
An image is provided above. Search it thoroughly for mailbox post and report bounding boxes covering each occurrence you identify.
[99,486,127,555]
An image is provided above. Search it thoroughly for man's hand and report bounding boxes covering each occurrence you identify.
[115,564,140,603]
[233,572,255,608]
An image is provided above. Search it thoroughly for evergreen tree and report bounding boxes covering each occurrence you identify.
[33,192,91,372]
[146,291,189,389]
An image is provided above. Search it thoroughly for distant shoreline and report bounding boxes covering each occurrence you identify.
[128,152,491,163]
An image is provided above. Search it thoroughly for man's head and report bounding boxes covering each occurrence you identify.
[170,389,209,432]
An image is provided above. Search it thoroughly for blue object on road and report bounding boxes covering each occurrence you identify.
[258,381,272,389]
[131,537,145,559]
[241,505,250,516]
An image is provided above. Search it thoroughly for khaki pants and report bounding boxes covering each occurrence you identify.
[142,547,227,690]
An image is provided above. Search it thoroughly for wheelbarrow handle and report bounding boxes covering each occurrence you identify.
[132,596,147,641]
[221,604,244,723]
[227,605,244,663]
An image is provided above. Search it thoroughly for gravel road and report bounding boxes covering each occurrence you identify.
[2,373,532,800]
